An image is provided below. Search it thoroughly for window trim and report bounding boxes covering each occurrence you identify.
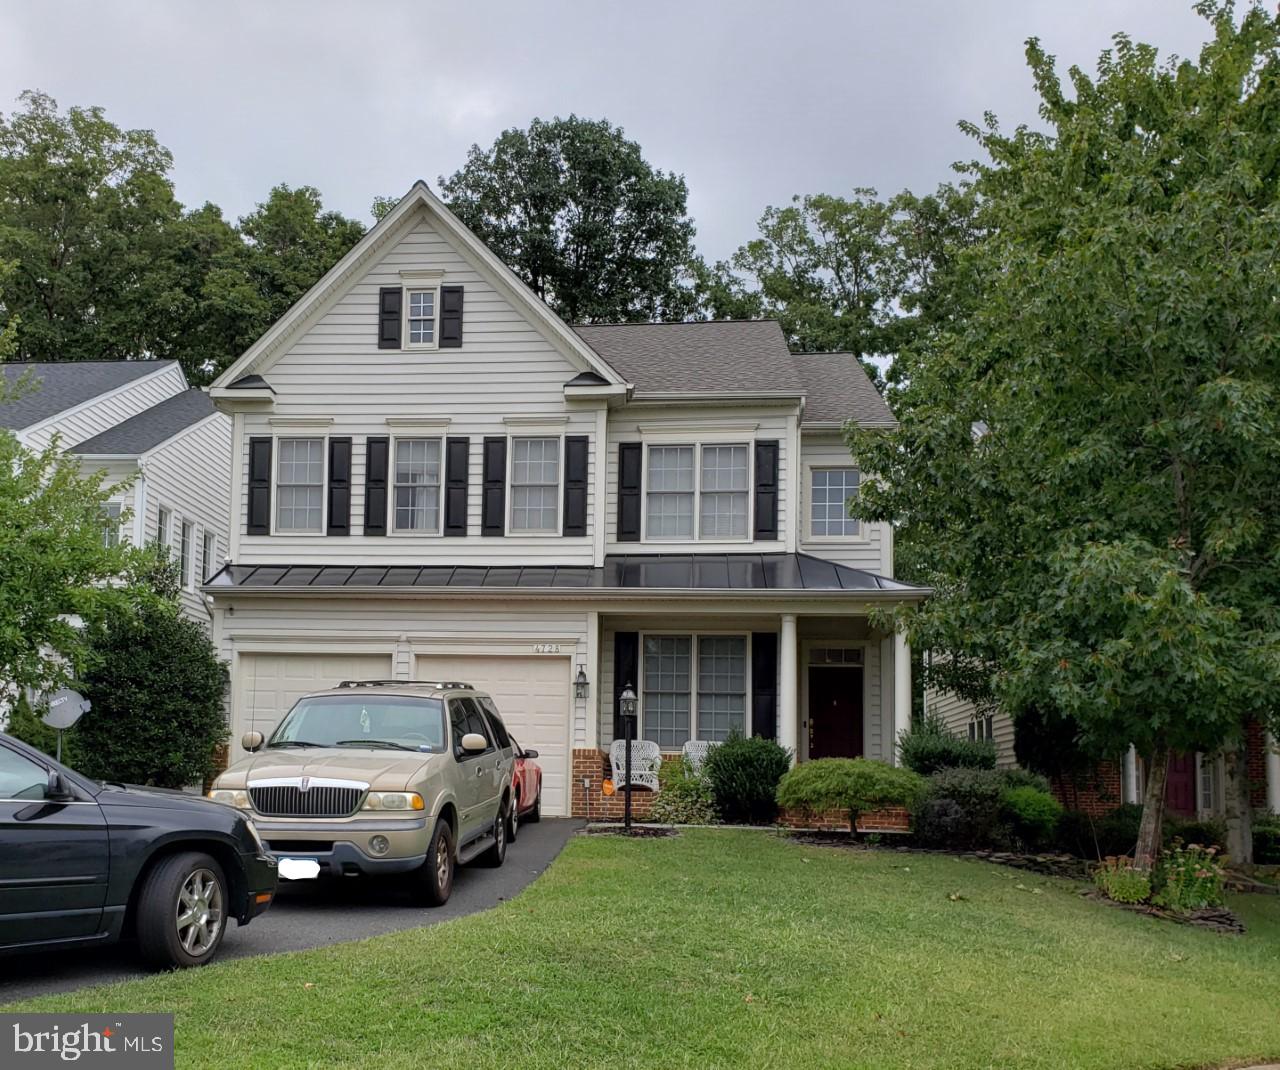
[507,434,564,537]
[201,529,215,585]
[179,519,193,590]
[403,285,440,351]
[101,500,124,549]
[156,505,171,548]
[803,462,866,544]
[272,435,328,537]
[637,630,753,748]
[389,435,445,537]
[641,442,753,544]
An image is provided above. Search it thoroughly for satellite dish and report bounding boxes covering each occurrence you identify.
[41,688,91,731]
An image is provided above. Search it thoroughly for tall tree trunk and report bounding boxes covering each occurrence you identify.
[1223,738,1253,866]
[1134,746,1170,872]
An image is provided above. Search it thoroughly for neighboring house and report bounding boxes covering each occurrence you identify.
[1,360,232,626]
[203,181,929,819]
[925,687,1280,819]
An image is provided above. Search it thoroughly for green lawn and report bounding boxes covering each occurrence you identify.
[8,831,1280,1069]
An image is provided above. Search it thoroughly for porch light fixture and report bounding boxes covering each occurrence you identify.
[619,683,638,722]
[575,666,590,701]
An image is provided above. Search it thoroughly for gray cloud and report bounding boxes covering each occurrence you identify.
[0,0,1211,261]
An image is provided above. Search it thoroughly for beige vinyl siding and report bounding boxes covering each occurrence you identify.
[603,404,794,554]
[18,364,188,453]
[926,686,1017,767]
[798,432,893,574]
[235,213,597,566]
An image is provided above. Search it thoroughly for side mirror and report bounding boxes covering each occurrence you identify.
[523,749,539,760]
[241,731,265,753]
[460,732,488,753]
[45,769,73,802]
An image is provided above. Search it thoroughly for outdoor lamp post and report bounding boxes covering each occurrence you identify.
[619,683,638,832]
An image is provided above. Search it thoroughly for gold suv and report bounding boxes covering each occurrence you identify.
[209,680,515,905]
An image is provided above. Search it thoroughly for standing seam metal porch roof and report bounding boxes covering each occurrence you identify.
[204,553,927,596]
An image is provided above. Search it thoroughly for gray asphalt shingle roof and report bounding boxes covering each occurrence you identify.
[71,389,216,456]
[0,360,174,431]
[793,352,897,427]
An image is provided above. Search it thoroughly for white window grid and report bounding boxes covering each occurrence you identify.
[156,506,171,547]
[275,437,325,533]
[643,443,752,542]
[639,632,751,749]
[201,530,215,584]
[405,288,437,347]
[510,436,561,534]
[809,467,861,538]
[393,437,443,533]
[101,501,123,549]
[179,520,192,588]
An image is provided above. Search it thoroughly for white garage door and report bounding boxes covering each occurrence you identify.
[236,653,393,755]
[415,654,570,817]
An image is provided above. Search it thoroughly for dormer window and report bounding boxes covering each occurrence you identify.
[406,288,437,347]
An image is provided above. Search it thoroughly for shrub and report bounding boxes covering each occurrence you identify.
[1152,842,1225,912]
[775,758,925,819]
[898,714,997,775]
[999,767,1053,794]
[648,756,718,825]
[1093,858,1152,904]
[912,767,1007,849]
[703,733,791,825]
[1254,814,1280,865]
[1001,786,1063,849]
[1095,803,1143,857]
[1164,816,1226,852]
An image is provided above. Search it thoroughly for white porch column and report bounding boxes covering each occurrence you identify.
[892,631,910,767]
[778,614,798,763]
[1123,745,1140,805]
[1267,731,1280,815]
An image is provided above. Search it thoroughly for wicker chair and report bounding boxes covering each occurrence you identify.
[681,739,721,773]
[610,738,662,792]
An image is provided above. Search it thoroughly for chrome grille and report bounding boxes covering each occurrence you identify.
[249,784,363,818]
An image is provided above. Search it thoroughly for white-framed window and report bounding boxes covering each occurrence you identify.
[641,633,749,749]
[201,529,215,584]
[405,287,438,348]
[969,715,995,742]
[179,520,192,588]
[393,437,443,533]
[100,501,123,549]
[644,443,751,541]
[156,506,171,547]
[510,436,560,533]
[810,467,860,538]
[276,437,325,533]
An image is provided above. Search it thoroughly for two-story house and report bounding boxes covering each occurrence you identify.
[2,359,231,626]
[204,181,929,818]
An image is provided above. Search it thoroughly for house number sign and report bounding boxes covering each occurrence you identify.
[533,643,562,654]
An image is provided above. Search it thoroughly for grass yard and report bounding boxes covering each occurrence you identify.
[7,830,1280,1070]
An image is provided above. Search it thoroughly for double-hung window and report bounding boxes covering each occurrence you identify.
[645,444,749,541]
[510,437,560,533]
[179,521,192,588]
[810,467,860,537]
[641,634,748,749]
[201,530,215,584]
[406,288,437,347]
[156,506,171,547]
[394,438,442,532]
[276,438,324,533]
[101,501,123,548]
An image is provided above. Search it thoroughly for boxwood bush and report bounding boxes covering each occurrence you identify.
[703,733,791,825]
[1000,785,1063,849]
[898,714,997,775]
[775,758,926,819]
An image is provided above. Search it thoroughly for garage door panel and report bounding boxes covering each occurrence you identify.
[415,655,569,817]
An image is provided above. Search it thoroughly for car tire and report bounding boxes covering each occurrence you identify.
[480,800,509,868]
[412,819,455,907]
[508,791,520,843]
[528,791,541,823]
[135,851,229,970]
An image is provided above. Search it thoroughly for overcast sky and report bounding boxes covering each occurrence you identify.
[0,1,1212,262]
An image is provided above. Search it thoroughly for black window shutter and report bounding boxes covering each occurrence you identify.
[751,632,779,741]
[247,437,272,535]
[439,285,464,348]
[444,436,469,536]
[969,722,977,742]
[613,631,639,741]
[327,437,352,536]
[377,287,402,349]
[563,435,589,537]
[753,440,780,540]
[617,441,642,542]
[481,437,507,536]
[364,436,389,535]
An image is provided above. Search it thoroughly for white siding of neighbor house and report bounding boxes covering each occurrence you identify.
[603,404,795,555]
[140,413,232,625]
[798,432,893,575]
[235,212,598,567]
[925,686,1017,767]
[18,364,188,453]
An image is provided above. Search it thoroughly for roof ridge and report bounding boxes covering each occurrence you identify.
[574,318,782,328]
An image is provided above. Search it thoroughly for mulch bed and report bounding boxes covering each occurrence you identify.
[1079,888,1246,934]
[788,832,1090,880]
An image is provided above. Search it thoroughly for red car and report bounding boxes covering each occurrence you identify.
[509,737,543,838]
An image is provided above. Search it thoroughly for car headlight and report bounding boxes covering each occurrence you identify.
[362,791,425,811]
[208,788,251,809]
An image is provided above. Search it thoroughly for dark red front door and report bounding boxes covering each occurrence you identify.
[808,667,863,759]
[1165,753,1197,817]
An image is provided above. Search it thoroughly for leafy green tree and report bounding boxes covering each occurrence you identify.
[436,116,698,322]
[71,557,228,787]
[850,2,1280,869]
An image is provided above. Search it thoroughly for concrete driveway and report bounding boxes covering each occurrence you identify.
[0,818,580,1002]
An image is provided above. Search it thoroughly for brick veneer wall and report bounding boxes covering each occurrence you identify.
[571,748,661,821]
[1050,760,1123,817]
[1245,719,1269,810]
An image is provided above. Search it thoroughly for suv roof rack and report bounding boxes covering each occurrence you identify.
[336,679,474,691]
